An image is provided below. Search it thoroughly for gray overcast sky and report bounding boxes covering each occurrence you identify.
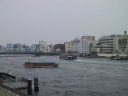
[0,0,128,45]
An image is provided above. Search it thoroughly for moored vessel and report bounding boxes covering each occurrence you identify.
[111,55,128,60]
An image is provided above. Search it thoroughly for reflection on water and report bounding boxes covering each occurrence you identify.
[0,55,128,96]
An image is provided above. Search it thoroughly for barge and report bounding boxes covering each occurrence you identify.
[24,61,59,68]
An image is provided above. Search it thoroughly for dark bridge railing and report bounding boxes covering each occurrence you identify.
[0,52,59,56]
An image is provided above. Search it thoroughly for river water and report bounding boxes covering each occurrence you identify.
[0,55,128,96]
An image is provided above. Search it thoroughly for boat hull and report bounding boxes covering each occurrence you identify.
[24,62,59,68]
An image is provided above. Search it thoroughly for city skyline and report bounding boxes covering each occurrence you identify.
[0,0,128,45]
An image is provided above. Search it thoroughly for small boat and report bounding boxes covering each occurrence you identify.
[111,55,128,60]
[60,55,77,60]
[111,56,128,60]
[59,52,77,60]
[24,61,59,68]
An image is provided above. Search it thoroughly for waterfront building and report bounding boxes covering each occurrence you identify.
[64,38,81,53]
[64,42,73,53]
[64,36,95,55]
[30,44,38,52]
[54,44,65,53]
[13,44,30,52]
[48,44,54,52]
[71,38,81,53]
[6,43,13,51]
[80,36,95,55]
[13,44,22,52]
[47,45,51,52]
[89,41,98,54]
[21,44,30,52]
[0,45,5,52]
[96,31,128,56]
[56,48,61,53]
[37,41,50,52]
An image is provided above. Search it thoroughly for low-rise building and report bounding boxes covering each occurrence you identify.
[64,42,73,53]
[13,44,22,52]
[0,45,5,52]
[96,31,128,56]
[54,44,65,53]
[30,44,38,52]
[6,43,13,51]
[13,44,30,52]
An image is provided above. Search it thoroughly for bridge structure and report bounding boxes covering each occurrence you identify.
[0,52,60,56]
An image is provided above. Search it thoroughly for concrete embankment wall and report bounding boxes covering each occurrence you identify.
[98,53,127,57]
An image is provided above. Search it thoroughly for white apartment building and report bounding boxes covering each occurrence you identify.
[64,36,95,55]
[38,41,50,52]
[80,36,95,55]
